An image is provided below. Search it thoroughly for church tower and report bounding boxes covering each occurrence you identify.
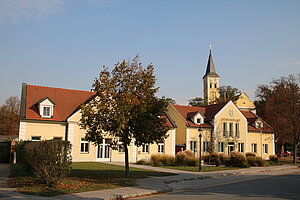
[203,45,219,105]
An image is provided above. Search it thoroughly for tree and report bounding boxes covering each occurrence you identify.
[0,96,20,135]
[255,74,300,163]
[216,85,241,103]
[165,97,176,105]
[188,97,205,107]
[80,56,169,177]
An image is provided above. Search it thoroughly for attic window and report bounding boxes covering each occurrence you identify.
[197,118,201,124]
[42,106,51,118]
[256,121,263,129]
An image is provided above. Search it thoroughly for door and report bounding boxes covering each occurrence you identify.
[96,139,111,161]
[0,142,11,163]
[228,142,234,154]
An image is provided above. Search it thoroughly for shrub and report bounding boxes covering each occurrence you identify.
[136,159,149,165]
[269,155,279,164]
[150,154,175,166]
[226,151,248,168]
[210,153,221,166]
[247,156,258,166]
[245,152,256,157]
[175,150,197,166]
[255,157,266,167]
[23,140,72,187]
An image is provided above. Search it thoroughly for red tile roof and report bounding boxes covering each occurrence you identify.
[241,110,274,133]
[25,84,95,121]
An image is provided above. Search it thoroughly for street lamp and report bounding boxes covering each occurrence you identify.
[198,127,203,171]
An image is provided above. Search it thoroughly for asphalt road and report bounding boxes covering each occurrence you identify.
[135,168,300,200]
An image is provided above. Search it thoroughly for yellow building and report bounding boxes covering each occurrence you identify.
[166,47,275,159]
[18,83,176,163]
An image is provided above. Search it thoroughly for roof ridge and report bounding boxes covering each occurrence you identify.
[173,104,205,108]
[27,84,95,94]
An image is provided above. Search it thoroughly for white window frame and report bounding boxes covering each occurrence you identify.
[218,142,224,153]
[118,144,125,153]
[238,143,244,153]
[142,143,150,154]
[80,138,89,153]
[235,123,240,138]
[203,141,209,153]
[31,136,41,141]
[190,141,197,153]
[229,123,233,137]
[42,106,51,118]
[158,143,164,154]
[223,122,227,137]
[263,144,268,154]
[252,143,257,153]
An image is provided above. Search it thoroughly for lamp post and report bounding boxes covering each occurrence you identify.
[198,127,203,171]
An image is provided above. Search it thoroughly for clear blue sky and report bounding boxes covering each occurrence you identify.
[0,0,299,105]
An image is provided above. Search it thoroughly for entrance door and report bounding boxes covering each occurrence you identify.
[96,139,111,161]
[228,142,234,154]
[0,142,11,163]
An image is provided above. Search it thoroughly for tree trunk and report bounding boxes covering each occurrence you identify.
[293,141,297,164]
[124,144,129,178]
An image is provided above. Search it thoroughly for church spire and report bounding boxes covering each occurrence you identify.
[203,45,219,78]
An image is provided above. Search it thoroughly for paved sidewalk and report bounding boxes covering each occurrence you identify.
[1,163,298,200]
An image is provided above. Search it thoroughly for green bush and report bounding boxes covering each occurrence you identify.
[136,159,149,165]
[226,151,248,168]
[175,150,197,166]
[245,152,256,157]
[21,140,72,187]
[255,157,266,167]
[150,154,175,166]
[247,156,258,166]
[269,155,279,164]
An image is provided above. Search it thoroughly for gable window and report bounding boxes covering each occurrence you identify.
[203,141,209,152]
[252,143,257,153]
[197,118,201,124]
[229,123,233,137]
[158,143,164,154]
[223,122,227,137]
[263,144,268,154]
[235,123,240,138]
[42,106,51,117]
[142,143,149,154]
[190,141,197,153]
[218,142,224,153]
[31,136,41,141]
[238,143,244,153]
[80,138,89,153]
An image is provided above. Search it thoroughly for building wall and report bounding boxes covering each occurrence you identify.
[235,93,255,109]
[166,104,187,145]
[186,127,212,157]
[247,131,274,159]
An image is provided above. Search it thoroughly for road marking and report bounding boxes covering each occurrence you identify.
[170,170,300,194]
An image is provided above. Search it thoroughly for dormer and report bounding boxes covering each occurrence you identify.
[255,117,264,129]
[187,111,204,125]
[36,97,55,118]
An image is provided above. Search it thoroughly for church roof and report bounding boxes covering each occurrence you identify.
[203,47,219,78]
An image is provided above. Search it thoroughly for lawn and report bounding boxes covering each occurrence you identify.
[9,162,174,197]
[162,165,240,172]
[278,156,300,165]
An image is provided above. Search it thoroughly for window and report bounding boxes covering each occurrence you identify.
[203,141,209,152]
[80,138,89,153]
[214,83,217,88]
[263,144,268,154]
[218,142,224,153]
[31,136,41,141]
[118,144,125,153]
[190,141,197,153]
[196,118,201,124]
[223,122,227,137]
[229,123,233,137]
[142,143,149,154]
[235,123,240,138]
[252,143,257,153]
[238,143,244,153]
[42,106,51,117]
[210,83,212,88]
[158,143,164,154]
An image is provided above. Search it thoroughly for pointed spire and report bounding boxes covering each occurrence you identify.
[203,45,219,78]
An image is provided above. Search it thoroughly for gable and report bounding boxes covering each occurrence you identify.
[215,101,247,124]
[235,92,255,109]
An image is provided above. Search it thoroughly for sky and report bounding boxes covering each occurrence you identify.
[0,0,299,105]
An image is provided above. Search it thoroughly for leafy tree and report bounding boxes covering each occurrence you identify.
[0,96,20,135]
[216,85,241,103]
[188,97,205,107]
[80,56,169,177]
[255,74,300,163]
[165,97,176,104]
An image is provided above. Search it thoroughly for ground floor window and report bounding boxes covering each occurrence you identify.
[218,142,224,153]
[263,144,268,154]
[252,143,257,153]
[31,136,41,141]
[118,144,125,153]
[203,141,209,152]
[142,143,149,154]
[190,141,197,153]
[80,138,89,153]
[158,143,164,154]
[238,143,244,153]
